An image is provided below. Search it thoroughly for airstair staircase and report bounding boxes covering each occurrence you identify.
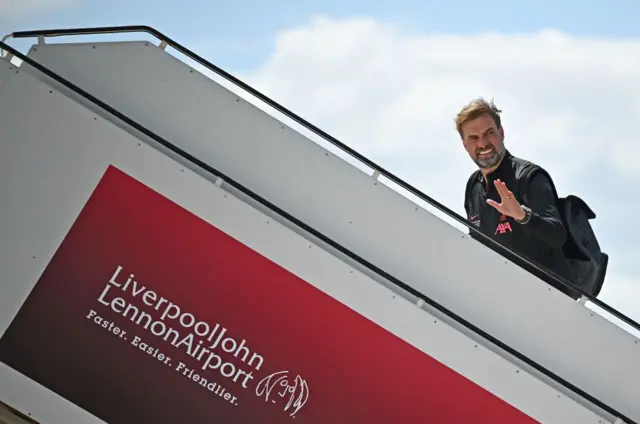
[0,26,637,424]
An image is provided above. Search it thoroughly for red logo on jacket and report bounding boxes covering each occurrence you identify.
[495,214,512,235]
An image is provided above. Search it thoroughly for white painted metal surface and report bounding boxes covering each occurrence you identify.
[17,40,640,422]
[0,403,35,424]
[0,59,10,90]
[0,55,616,424]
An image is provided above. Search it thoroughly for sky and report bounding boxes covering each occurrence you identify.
[1,1,639,334]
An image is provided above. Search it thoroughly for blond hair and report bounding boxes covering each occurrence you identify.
[455,97,502,138]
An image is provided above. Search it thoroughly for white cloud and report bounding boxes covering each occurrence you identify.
[0,0,77,14]
[200,15,640,331]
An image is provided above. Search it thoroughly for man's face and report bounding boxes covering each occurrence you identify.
[461,113,505,169]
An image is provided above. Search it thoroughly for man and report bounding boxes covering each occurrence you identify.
[457,98,576,297]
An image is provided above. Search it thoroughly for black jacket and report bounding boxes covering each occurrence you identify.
[464,151,575,294]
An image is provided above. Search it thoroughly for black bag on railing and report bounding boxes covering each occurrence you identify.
[517,165,609,298]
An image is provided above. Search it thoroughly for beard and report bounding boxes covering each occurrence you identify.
[473,145,504,169]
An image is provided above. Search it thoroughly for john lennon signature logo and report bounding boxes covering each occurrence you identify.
[256,370,309,418]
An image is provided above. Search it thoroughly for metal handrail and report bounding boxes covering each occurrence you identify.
[5,25,640,335]
[0,37,634,424]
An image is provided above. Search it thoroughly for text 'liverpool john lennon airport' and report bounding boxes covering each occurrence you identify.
[96,264,264,389]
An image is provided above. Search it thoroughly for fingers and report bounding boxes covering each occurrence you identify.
[494,179,515,201]
[494,179,507,197]
[486,199,501,210]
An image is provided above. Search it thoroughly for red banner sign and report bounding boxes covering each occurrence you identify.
[0,165,537,423]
